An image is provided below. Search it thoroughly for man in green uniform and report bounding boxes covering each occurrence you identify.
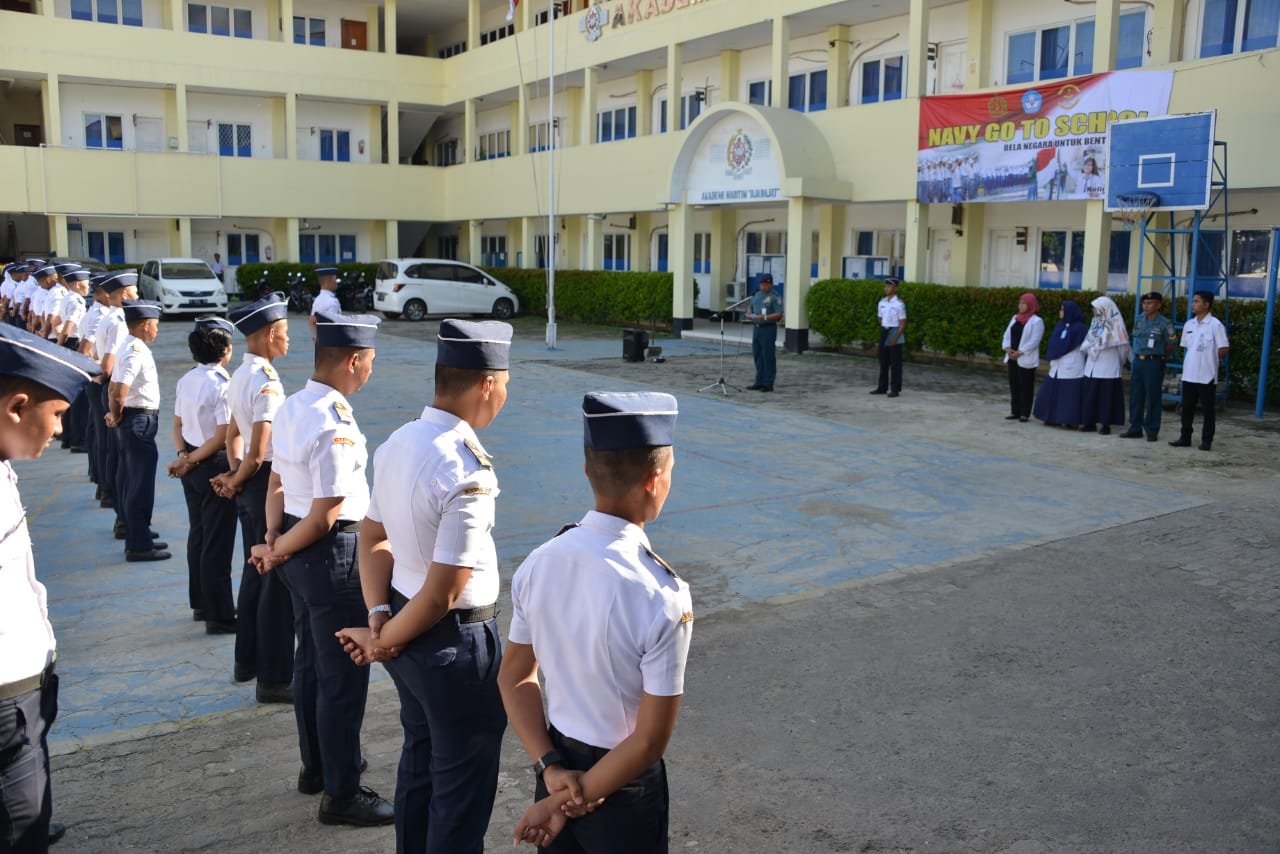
[1120,292,1176,442]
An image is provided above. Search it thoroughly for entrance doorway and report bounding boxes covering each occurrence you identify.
[341,19,367,50]
[988,228,1023,286]
[928,231,951,284]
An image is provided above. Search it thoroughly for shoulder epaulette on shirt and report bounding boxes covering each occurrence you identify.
[644,546,679,579]
[331,399,353,424]
[261,363,279,381]
[462,436,493,469]
[555,523,579,537]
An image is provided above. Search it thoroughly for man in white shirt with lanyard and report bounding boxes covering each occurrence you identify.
[309,266,342,340]
[337,318,513,854]
[1169,290,1230,452]
[500,391,693,853]
[249,311,393,827]
[0,324,101,853]
[107,301,169,562]
[870,277,907,398]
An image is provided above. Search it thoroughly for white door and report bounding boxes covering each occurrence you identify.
[187,121,208,154]
[988,228,1022,286]
[938,43,967,94]
[135,116,164,152]
[928,231,951,285]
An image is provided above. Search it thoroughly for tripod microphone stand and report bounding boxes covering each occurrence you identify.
[699,294,752,395]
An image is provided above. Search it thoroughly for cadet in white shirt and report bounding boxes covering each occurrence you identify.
[91,272,138,519]
[309,266,342,340]
[12,262,43,328]
[107,301,169,562]
[0,263,22,322]
[1170,290,1230,451]
[54,271,92,453]
[871,278,907,397]
[501,392,693,854]
[0,324,101,853]
[167,317,238,632]
[250,311,393,827]
[213,292,294,703]
[337,318,513,854]
[26,268,56,338]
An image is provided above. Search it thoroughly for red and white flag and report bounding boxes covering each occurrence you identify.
[507,0,519,22]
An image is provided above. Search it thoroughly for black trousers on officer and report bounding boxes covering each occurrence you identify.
[751,323,777,388]
[61,339,86,450]
[1128,357,1165,438]
[233,463,294,685]
[0,673,58,854]
[1178,380,1218,446]
[276,523,368,799]
[180,448,237,621]
[876,329,903,394]
[116,410,159,553]
[89,383,113,500]
[1007,362,1036,418]
[534,728,669,854]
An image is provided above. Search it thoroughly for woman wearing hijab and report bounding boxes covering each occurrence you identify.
[1079,295,1129,434]
[1001,293,1045,422]
[1032,300,1088,428]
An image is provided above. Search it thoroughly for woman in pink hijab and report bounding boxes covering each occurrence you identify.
[1001,293,1045,422]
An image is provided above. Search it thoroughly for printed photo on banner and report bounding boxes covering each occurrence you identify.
[916,70,1174,205]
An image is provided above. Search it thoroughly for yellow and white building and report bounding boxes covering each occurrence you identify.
[1,0,1278,349]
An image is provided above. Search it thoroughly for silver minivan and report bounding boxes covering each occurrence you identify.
[373,259,519,322]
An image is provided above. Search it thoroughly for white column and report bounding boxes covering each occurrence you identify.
[666,43,683,131]
[670,203,695,330]
[771,17,790,108]
[784,197,813,351]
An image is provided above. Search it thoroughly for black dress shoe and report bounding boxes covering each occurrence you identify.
[49,821,66,845]
[869,388,887,395]
[318,787,394,827]
[69,446,88,454]
[1119,430,1143,438]
[1079,425,1097,433]
[1018,417,1029,423]
[746,383,762,390]
[1146,435,1158,442]
[233,662,256,683]
[1169,438,1192,447]
[99,497,114,508]
[1099,425,1111,435]
[1198,442,1212,451]
[205,619,237,635]
[193,609,206,622]
[886,391,900,398]
[115,527,160,540]
[758,386,773,392]
[1005,414,1020,420]
[299,758,369,795]
[125,548,171,562]
[256,681,294,704]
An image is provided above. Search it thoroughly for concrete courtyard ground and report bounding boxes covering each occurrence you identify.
[20,315,1279,852]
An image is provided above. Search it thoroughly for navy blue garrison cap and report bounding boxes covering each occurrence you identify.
[436,319,512,370]
[194,315,236,335]
[0,324,102,402]
[315,311,379,349]
[64,270,92,283]
[314,265,339,277]
[884,276,901,287]
[53,263,81,277]
[122,300,162,323]
[582,391,678,451]
[99,270,138,294]
[229,292,288,336]
[25,259,45,273]
[34,265,56,280]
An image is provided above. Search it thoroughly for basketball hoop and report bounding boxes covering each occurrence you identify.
[1115,191,1160,231]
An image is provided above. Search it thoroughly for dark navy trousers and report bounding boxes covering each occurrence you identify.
[0,674,57,854]
[89,384,114,502]
[180,450,237,621]
[116,411,159,553]
[1128,358,1165,438]
[233,463,294,684]
[276,526,369,798]
[383,610,506,854]
[751,323,777,387]
[877,330,903,394]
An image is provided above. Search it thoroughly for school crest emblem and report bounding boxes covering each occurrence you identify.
[725,129,753,177]
[580,4,606,41]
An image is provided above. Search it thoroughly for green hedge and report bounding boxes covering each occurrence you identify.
[232,262,378,296]
[481,268,674,327]
[806,279,1280,403]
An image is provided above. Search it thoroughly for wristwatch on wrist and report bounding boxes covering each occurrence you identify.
[368,604,391,618]
[533,749,566,777]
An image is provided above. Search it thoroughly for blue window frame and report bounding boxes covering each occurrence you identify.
[1243,0,1280,51]
[218,123,251,157]
[856,231,876,256]
[747,80,771,106]
[85,114,123,150]
[1039,24,1071,80]
[97,0,117,24]
[244,234,261,263]
[299,234,317,263]
[861,57,904,104]
[227,234,243,265]
[1201,0,1239,55]
[188,3,207,32]
[657,234,669,273]
[320,130,333,160]
[211,5,229,35]
[788,74,807,112]
[1007,31,1037,84]
[87,232,104,262]
[788,70,828,113]
[1207,0,1280,55]
[1116,12,1147,68]
[318,235,337,264]
[233,8,251,38]
[319,130,351,162]
[123,0,142,26]
[88,231,126,264]
[71,0,93,20]
[339,235,356,263]
[1075,20,1096,75]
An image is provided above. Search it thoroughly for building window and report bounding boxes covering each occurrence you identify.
[603,233,631,271]
[1039,230,1086,289]
[1201,0,1280,56]
[860,55,905,104]
[477,130,512,160]
[434,139,460,166]
[86,231,127,264]
[84,113,124,150]
[217,123,252,157]
[529,121,558,153]
[298,233,356,264]
[747,80,772,106]
[293,16,325,45]
[597,106,637,143]
[480,23,515,45]
[481,235,508,267]
[72,0,143,25]
[534,2,570,25]
[1008,11,1145,83]
[319,129,351,162]
[659,94,704,133]
[188,4,252,37]
[693,232,711,274]
[745,232,786,255]
[788,70,828,113]
[226,233,260,265]
[437,235,459,260]
[438,41,467,58]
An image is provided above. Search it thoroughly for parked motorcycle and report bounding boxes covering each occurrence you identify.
[287,271,314,314]
[339,270,374,313]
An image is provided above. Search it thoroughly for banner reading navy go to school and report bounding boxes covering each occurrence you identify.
[917,70,1173,204]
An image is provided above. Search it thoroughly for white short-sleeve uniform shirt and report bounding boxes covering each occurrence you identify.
[94,308,127,367]
[79,302,106,354]
[112,335,160,409]
[174,363,231,447]
[508,511,694,750]
[1180,314,1230,385]
[270,380,369,520]
[0,462,55,684]
[877,295,907,329]
[367,406,500,609]
[227,353,285,462]
[311,289,341,316]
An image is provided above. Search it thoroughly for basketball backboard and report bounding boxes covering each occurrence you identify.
[1105,111,1217,212]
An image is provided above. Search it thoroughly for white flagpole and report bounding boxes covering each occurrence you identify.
[545,0,558,349]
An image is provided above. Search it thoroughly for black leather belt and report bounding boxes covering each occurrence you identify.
[550,726,609,760]
[283,512,360,534]
[0,659,55,701]
[390,590,497,623]
[122,407,159,417]
[1136,354,1164,361]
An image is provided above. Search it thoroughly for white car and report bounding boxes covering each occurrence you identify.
[374,259,519,322]
[139,258,229,316]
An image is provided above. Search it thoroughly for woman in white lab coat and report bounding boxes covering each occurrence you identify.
[1079,295,1129,434]
[1001,293,1045,422]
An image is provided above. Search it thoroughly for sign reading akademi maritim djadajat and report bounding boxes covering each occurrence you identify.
[684,115,783,206]
[580,0,710,41]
